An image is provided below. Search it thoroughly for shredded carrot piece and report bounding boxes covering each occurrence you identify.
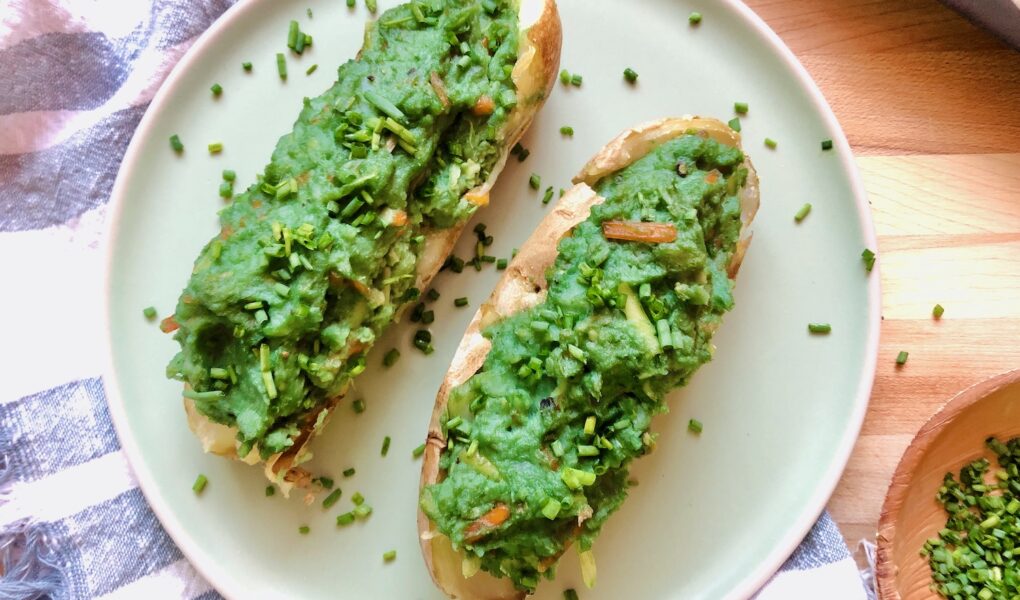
[429,72,450,109]
[390,209,407,227]
[472,95,495,116]
[705,169,721,184]
[159,315,179,333]
[463,503,510,543]
[602,221,677,243]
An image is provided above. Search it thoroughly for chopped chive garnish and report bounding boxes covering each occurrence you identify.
[496,258,508,270]
[560,125,574,136]
[143,306,157,319]
[543,186,554,204]
[219,181,233,199]
[381,436,391,456]
[794,203,812,223]
[516,148,530,162]
[222,169,236,182]
[734,101,748,114]
[623,67,638,83]
[352,398,366,413]
[689,11,702,24]
[276,52,287,79]
[352,492,364,506]
[426,288,440,302]
[336,512,355,526]
[383,348,400,367]
[559,69,570,85]
[421,310,434,324]
[210,83,223,96]
[306,7,313,18]
[192,474,208,494]
[727,117,741,132]
[688,419,703,434]
[288,20,300,49]
[529,173,541,190]
[821,139,833,150]
[861,248,876,272]
[808,323,832,334]
[896,350,909,365]
[365,0,377,13]
[306,64,318,75]
[570,73,582,87]
[577,445,599,456]
[343,467,356,477]
[564,590,580,600]
[584,416,596,435]
[383,550,396,562]
[412,443,426,458]
[322,488,343,509]
[242,61,252,71]
[265,485,275,497]
[299,525,310,535]
[207,141,223,154]
[454,297,468,307]
[542,499,562,520]
[764,137,777,149]
[933,303,945,319]
[169,134,184,153]
[317,476,334,490]
[346,0,355,6]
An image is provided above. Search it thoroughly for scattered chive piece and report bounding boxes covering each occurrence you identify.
[242,61,252,71]
[688,419,703,434]
[352,398,366,414]
[454,297,468,307]
[322,488,343,509]
[821,139,834,151]
[727,117,741,132]
[426,288,440,302]
[933,304,945,319]
[542,499,562,520]
[542,186,554,204]
[570,73,582,87]
[317,476,334,490]
[265,485,275,497]
[383,348,400,367]
[366,0,377,13]
[346,0,355,7]
[143,306,157,320]
[169,134,184,153]
[794,203,812,223]
[210,83,223,96]
[412,443,426,458]
[560,125,574,136]
[584,416,596,436]
[219,181,233,199]
[306,64,318,75]
[559,69,570,85]
[734,101,748,114]
[336,512,355,526]
[381,436,391,456]
[564,590,580,600]
[288,20,300,49]
[276,52,287,79]
[896,351,909,366]
[192,474,208,494]
[496,258,508,270]
[808,323,832,334]
[861,248,876,272]
[299,525,310,535]
[623,67,638,83]
[764,137,777,149]
[353,504,372,519]
[306,7,313,18]
[352,492,365,506]
[207,141,223,154]
[222,169,236,182]
[383,550,397,562]
[343,467,356,477]
[421,310,434,324]
[689,11,702,24]
[529,173,541,190]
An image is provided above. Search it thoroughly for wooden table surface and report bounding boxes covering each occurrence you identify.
[744,0,1020,562]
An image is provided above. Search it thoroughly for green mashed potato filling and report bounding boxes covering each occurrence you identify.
[166,0,521,458]
[421,134,749,590]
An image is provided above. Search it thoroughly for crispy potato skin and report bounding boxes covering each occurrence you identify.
[418,116,760,599]
[183,0,565,497]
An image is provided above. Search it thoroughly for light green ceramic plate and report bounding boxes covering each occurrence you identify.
[103,0,879,598]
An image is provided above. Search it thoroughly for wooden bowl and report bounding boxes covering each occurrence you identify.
[876,369,1020,599]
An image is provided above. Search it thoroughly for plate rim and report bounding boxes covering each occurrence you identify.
[100,1,881,598]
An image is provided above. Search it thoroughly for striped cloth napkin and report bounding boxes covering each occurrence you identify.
[0,1,870,598]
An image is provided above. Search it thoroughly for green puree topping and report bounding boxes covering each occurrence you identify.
[167,0,521,458]
[421,134,749,590]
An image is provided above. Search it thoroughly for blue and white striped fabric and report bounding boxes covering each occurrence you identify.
[0,1,871,598]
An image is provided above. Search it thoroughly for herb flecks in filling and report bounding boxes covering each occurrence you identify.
[421,134,748,591]
[167,0,520,458]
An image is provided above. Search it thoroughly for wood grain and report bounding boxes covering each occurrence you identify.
[745,0,1020,573]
